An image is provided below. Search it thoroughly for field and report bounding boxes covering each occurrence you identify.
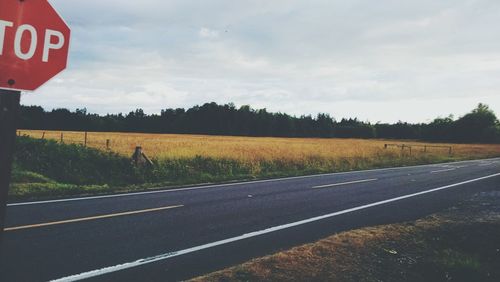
[17,129,500,164]
[10,130,500,200]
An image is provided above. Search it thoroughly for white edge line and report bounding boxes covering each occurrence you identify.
[431,168,457,174]
[9,157,500,207]
[50,172,500,282]
[312,178,378,189]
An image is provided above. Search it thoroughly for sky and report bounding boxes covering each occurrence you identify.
[21,0,500,123]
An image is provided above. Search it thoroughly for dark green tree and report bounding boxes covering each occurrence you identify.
[453,104,499,143]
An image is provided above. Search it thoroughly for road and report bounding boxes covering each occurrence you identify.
[1,158,499,281]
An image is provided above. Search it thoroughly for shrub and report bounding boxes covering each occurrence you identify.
[14,137,141,186]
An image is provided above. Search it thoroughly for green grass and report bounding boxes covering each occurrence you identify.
[14,136,143,186]
[10,182,110,199]
[11,170,55,184]
[8,136,499,201]
[438,249,481,271]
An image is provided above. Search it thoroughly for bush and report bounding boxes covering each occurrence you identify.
[14,137,141,186]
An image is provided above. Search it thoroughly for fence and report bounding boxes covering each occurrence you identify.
[384,143,453,156]
[16,130,455,157]
[17,130,112,150]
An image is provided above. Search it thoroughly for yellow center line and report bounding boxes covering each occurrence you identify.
[312,178,378,189]
[4,205,184,232]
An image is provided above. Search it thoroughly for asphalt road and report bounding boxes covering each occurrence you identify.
[1,158,499,282]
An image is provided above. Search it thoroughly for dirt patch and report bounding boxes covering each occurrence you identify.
[191,191,500,282]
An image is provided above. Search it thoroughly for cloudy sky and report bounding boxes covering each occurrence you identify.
[23,0,500,123]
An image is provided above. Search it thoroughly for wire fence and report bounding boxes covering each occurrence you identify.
[17,130,112,151]
[17,130,455,158]
[384,143,453,156]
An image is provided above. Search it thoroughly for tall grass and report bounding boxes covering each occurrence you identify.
[18,130,500,162]
[14,137,141,186]
[10,131,500,200]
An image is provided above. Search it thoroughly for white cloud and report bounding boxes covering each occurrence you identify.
[199,27,220,39]
[22,0,500,122]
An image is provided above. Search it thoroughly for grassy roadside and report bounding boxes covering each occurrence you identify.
[191,191,500,282]
[9,136,500,201]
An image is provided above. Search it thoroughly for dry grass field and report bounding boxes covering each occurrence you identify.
[18,129,500,164]
[10,130,500,199]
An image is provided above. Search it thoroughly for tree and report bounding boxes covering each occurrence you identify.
[453,103,499,143]
[17,102,500,143]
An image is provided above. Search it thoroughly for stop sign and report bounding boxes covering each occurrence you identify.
[0,0,70,91]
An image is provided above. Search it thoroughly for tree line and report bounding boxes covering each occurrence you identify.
[19,102,500,143]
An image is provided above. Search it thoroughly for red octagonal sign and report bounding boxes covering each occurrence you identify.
[0,0,70,91]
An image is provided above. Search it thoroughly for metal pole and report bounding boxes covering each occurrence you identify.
[0,90,21,245]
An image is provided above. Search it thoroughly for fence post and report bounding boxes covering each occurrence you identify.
[449,146,452,156]
[131,146,153,167]
[41,132,45,139]
[384,144,387,149]
[60,132,64,143]
[84,132,88,147]
[424,145,427,153]
[106,139,110,150]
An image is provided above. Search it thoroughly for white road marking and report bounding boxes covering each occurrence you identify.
[4,205,183,232]
[312,179,378,189]
[50,172,500,282]
[9,157,499,207]
[431,168,457,174]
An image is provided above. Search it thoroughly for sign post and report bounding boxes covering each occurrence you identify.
[0,90,20,244]
[0,0,70,244]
